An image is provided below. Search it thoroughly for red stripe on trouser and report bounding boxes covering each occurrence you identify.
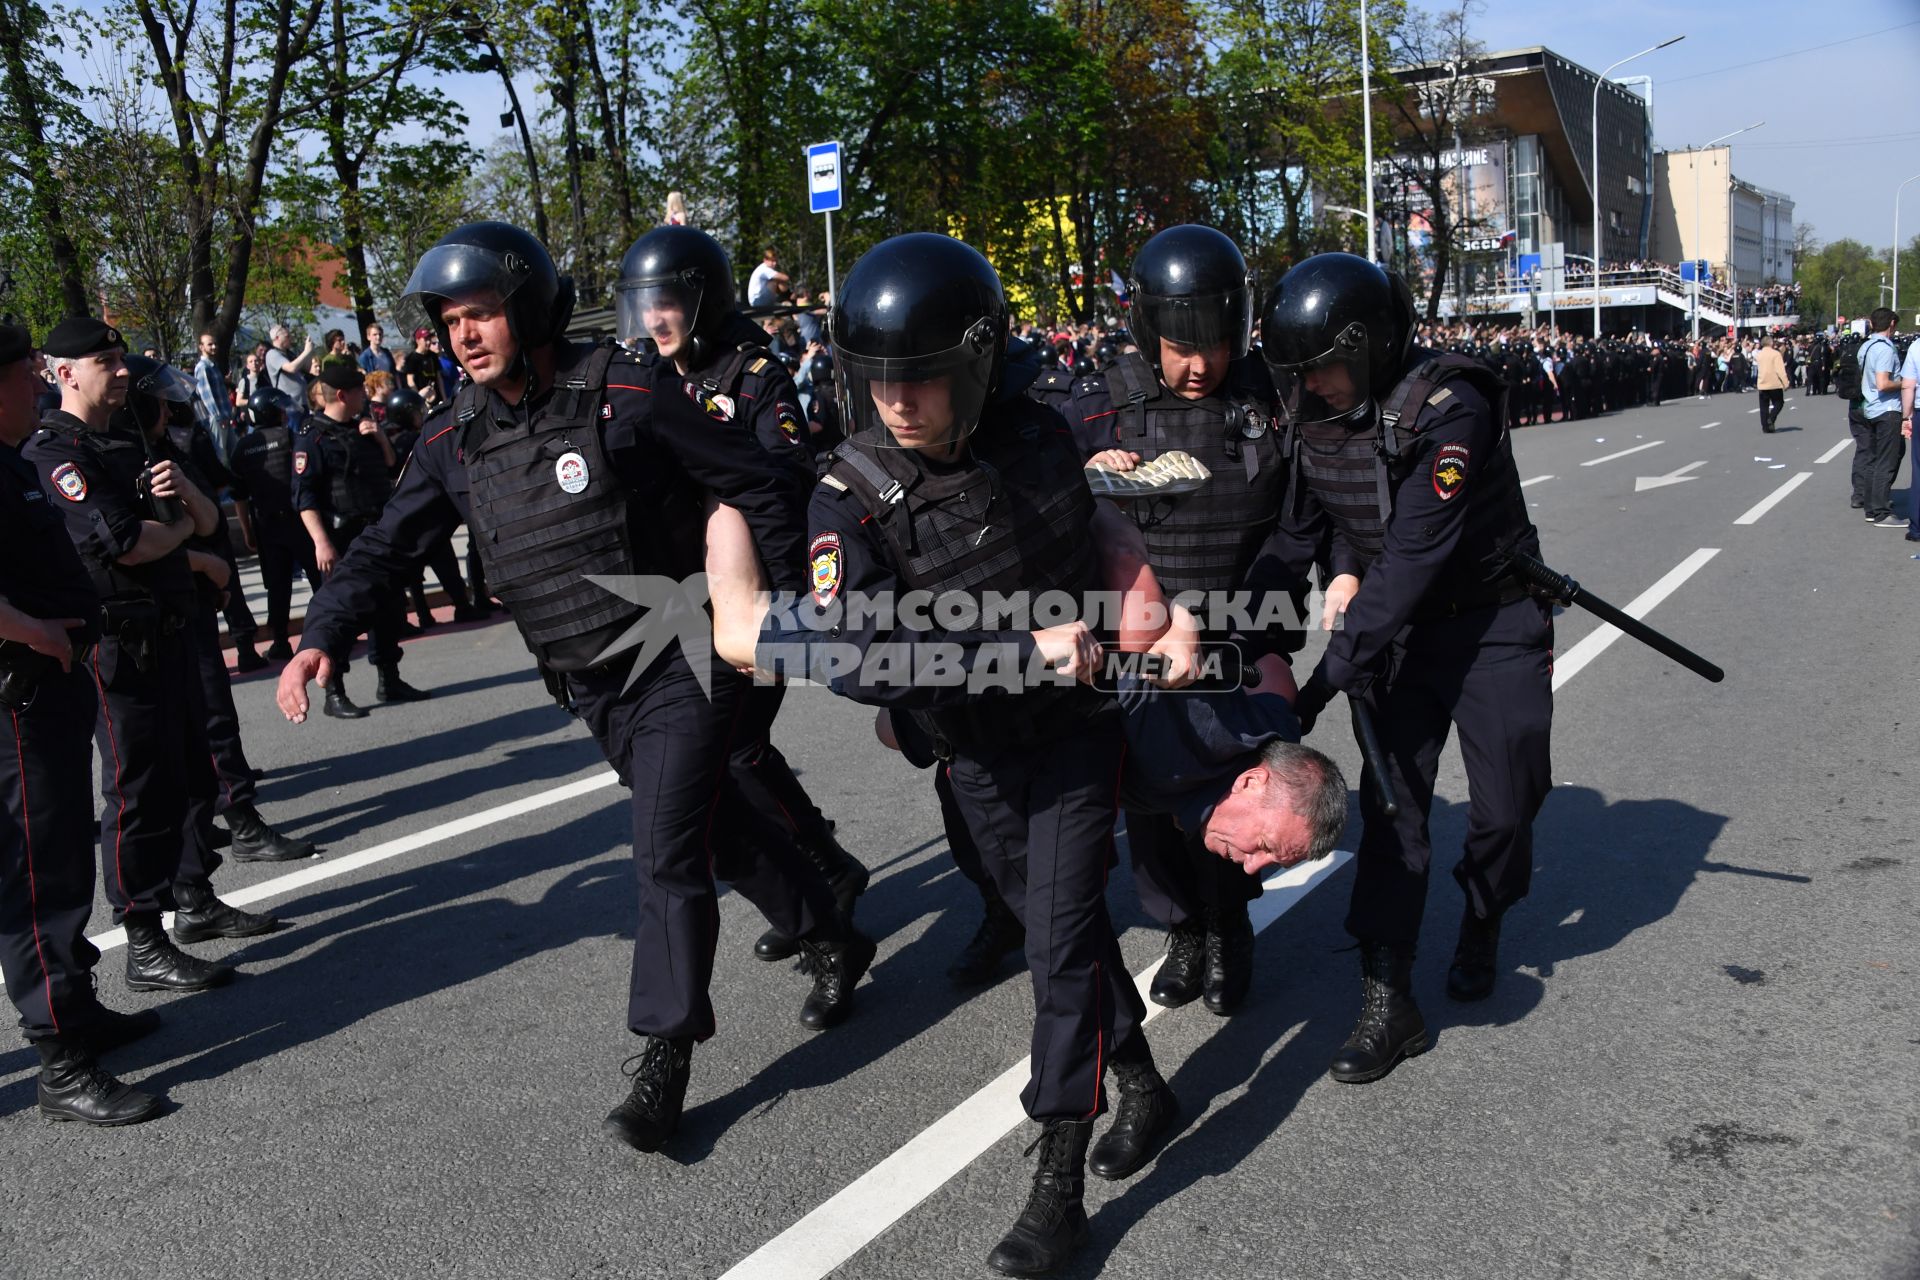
[12,710,59,1035]
[88,654,132,905]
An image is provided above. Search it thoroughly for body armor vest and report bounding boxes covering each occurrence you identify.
[456,342,641,672]
[233,427,296,516]
[1101,352,1283,598]
[313,422,393,521]
[50,425,196,615]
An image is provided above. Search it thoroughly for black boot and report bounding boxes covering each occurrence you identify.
[35,1039,163,1126]
[265,639,294,661]
[1201,902,1254,1016]
[323,679,368,720]
[602,1035,693,1152]
[947,887,1026,987]
[1148,918,1205,1008]
[1446,906,1502,1002]
[753,831,871,961]
[170,881,281,945]
[1328,943,1429,1084]
[67,1000,162,1053]
[1087,1056,1178,1181]
[985,1119,1094,1277]
[224,801,317,864]
[124,916,234,993]
[233,644,269,674]
[794,928,877,1031]
[376,665,431,703]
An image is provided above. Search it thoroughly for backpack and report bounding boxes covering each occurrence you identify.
[1832,335,1865,403]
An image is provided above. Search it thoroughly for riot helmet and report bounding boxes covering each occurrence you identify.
[1260,252,1416,426]
[613,226,735,363]
[807,352,834,386]
[402,221,576,365]
[831,233,1008,452]
[121,353,193,434]
[773,349,802,374]
[245,388,294,432]
[385,388,426,433]
[1127,225,1255,371]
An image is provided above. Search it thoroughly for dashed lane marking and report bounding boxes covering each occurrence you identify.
[1733,472,1813,525]
[1815,440,1850,465]
[1581,440,1664,466]
[1522,475,1555,488]
[1549,548,1722,691]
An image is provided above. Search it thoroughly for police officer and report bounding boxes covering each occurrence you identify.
[759,233,1177,1276]
[277,221,872,1154]
[1261,253,1553,1085]
[0,322,164,1126]
[229,389,320,659]
[293,361,429,717]
[381,388,487,629]
[27,316,277,992]
[123,357,315,864]
[615,226,870,963]
[804,351,846,456]
[1064,224,1289,1019]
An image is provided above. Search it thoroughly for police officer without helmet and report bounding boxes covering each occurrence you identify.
[276,221,874,1156]
[228,388,321,659]
[1259,253,1554,1085]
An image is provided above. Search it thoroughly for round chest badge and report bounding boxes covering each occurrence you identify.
[555,451,590,494]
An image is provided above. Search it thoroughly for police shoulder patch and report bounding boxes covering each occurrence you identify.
[293,451,309,475]
[50,462,86,502]
[1431,442,1468,500]
[809,530,842,606]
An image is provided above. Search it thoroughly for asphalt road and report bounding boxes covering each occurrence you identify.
[2,386,1915,1280]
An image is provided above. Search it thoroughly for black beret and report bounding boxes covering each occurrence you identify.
[0,323,31,366]
[41,316,126,359]
[318,361,366,390]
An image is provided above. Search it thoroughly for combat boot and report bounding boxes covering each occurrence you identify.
[947,887,1025,987]
[224,801,317,863]
[1148,918,1205,1008]
[124,916,234,992]
[323,679,368,720]
[233,643,269,674]
[1328,943,1429,1084]
[35,1039,163,1126]
[602,1035,692,1152]
[264,640,294,661]
[169,881,280,945]
[1201,902,1254,1016]
[985,1118,1094,1277]
[66,1000,161,1053]
[376,665,431,703]
[1087,1054,1178,1181]
[752,831,871,961]
[794,927,877,1031]
[1446,906,1502,1002]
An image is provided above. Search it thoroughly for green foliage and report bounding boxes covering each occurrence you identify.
[1794,233,1901,328]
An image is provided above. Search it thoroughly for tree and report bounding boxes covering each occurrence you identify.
[1795,236,1891,328]
[0,0,92,319]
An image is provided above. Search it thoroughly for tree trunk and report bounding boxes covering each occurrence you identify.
[556,24,590,293]
[0,0,89,317]
[579,0,634,245]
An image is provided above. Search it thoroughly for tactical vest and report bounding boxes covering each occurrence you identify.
[313,422,393,521]
[1026,368,1076,414]
[1285,352,1534,590]
[1100,352,1284,598]
[456,343,641,672]
[234,427,296,514]
[43,424,197,616]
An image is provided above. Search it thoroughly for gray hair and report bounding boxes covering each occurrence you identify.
[270,323,291,342]
[1259,739,1348,861]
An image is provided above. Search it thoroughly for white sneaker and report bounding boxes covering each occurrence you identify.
[1869,514,1908,528]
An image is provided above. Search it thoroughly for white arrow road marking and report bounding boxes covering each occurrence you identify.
[1634,460,1707,492]
[1581,440,1664,466]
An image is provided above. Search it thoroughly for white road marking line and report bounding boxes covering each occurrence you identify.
[1747,407,1760,414]
[1732,472,1813,526]
[1699,421,1721,429]
[0,769,623,988]
[1580,440,1663,466]
[1633,460,1707,492]
[1815,439,1851,465]
[716,851,1355,1280]
[1521,475,1555,488]
[1550,548,1721,691]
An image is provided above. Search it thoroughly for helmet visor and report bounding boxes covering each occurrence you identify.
[131,361,194,404]
[402,242,530,316]
[1134,284,1253,361]
[1266,327,1375,427]
[613,275,704,352]
[834,325,996,451]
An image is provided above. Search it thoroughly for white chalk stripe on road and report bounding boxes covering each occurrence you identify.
[1747,408,1760,414]
[1521,475,1555,488]
[1581,440,1663,467]
[0,769,624,989]
[1814,439,1850,465]
[1732,472,1813,526]
[715,850,1356,1280]
[1699,422,1721,429]
[1550,548,1721,692]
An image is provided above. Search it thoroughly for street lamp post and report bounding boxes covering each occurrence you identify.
[1894,172,1920,313]
[1593,36,1684,341]
[1835,275,1845,327]
[1690,121,1764,341]
[1360,0,1376,262]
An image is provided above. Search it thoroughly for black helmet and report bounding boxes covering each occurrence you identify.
[122,353,193,433]
[807,352,834,385]
[831,233,1008,448]
[245,389,294,432]
[1094,341,1118,367]
[1071,356,1095,378]
[773,348,802,373]
[402,220,575,357]
[1260,252,1416,425]
[384,388,426,433]
[1127,225,1255,370]
[613,226,735,360]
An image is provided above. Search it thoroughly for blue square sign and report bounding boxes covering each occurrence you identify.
[807,141,842,214]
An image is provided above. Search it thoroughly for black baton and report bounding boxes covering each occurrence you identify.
[1508,553,1724,684]
[1349,698,1400,818]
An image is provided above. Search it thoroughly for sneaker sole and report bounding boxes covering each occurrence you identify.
[1329,1031,1431,1084]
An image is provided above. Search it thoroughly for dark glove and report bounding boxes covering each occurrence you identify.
[1293,672,1335,736]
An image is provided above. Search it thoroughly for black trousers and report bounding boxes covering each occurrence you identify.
[1348,597,1554,946]
[1758,389,1784,431]
[729,683,831,847]
[1124,809,1260,929]
[221,543,259,647]
[190,594,258,813]
[329,520,404,673]
[408,533,472,615]
[88,621,223,922]
[567,650,840,1041]
[946,718,1145,1120]
[0,667,103,1041]
[935,764,990,892]
[1854,408,1906,517]
[257,520,321,646]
